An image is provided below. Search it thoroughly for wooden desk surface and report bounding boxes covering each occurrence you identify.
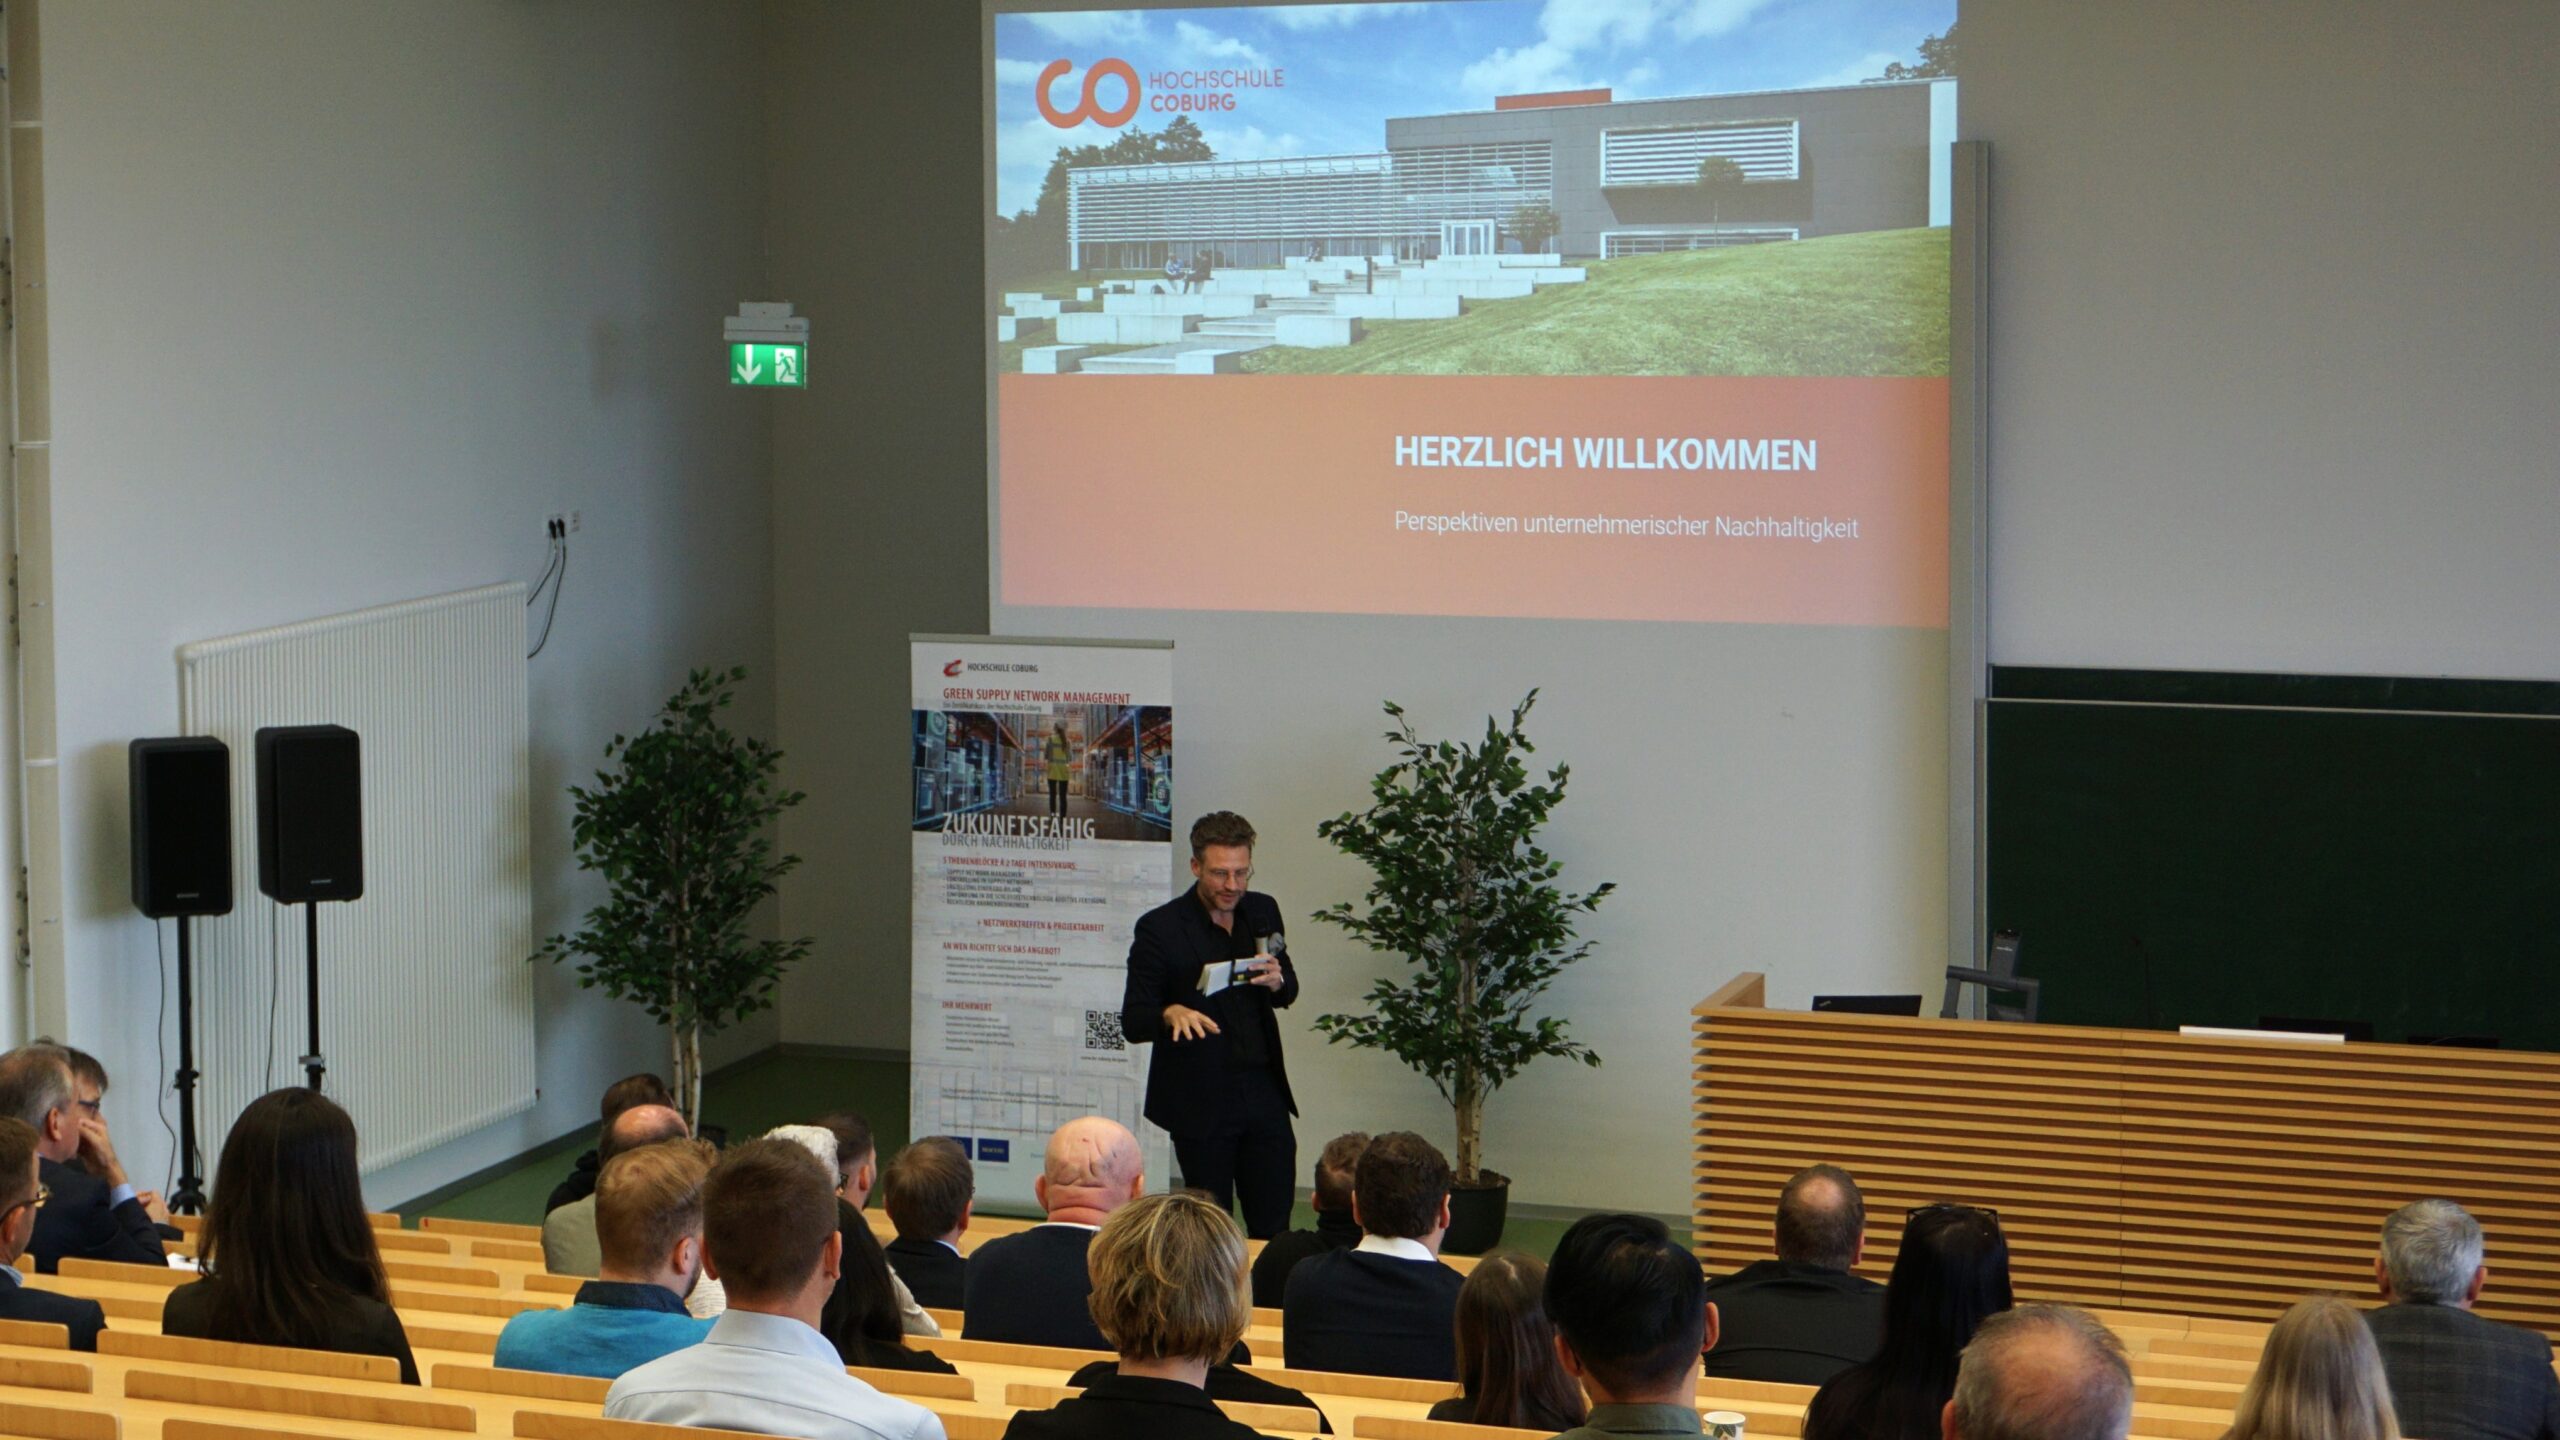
[1693,972,2560,1335]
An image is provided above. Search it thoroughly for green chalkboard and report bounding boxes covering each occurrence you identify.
[1984,668,2560,1052]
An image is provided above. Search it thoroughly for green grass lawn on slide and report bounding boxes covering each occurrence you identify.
[1243,227,1951,378]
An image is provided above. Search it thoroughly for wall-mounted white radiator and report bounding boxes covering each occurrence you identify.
[178,584,535,1174]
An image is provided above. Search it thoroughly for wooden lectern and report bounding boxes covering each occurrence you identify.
[1693,973,2560,1336]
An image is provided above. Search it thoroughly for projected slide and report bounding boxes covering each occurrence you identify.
[990,0,1956,627]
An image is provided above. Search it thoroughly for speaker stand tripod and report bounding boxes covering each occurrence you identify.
[168,918,208,1216]
[301,902,328,1092]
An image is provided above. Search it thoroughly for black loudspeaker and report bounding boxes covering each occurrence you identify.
[130,738,235,918]
[256,725,364,904]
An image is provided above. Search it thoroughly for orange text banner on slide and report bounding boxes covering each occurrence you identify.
[998,373,1949,629]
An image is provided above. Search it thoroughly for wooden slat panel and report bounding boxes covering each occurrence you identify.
[0,1321,71,1351]
[0,1400,117,1440]
[122,1368,475,1431]
[97,1333,399,1385]
[1694,975,2560,1337]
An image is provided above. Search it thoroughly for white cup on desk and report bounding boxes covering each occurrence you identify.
[1703,1412,1747,1440]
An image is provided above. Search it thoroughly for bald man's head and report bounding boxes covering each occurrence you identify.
[1034,1115,1143,1222]
[1945,1305,2132,1440]
[601,1104,690,1165]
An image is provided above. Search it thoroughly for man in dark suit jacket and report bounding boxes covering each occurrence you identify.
[2366,1198,2560,1440]
[1120,810,1299,1239]
[1250,1131,1369,1309]
[882,1138,974,1313]
[0,1117,106,1350]
[1702,1163,1885,1385]
[0,1047,164,1274]
[962,1116,1144,1351]
[1282,1132,1466,1382]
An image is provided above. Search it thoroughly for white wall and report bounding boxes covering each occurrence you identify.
[40,1,780,1207]
[1965,0,2560,679]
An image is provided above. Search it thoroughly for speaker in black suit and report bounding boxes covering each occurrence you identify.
[255,724,363,903]
[130,738,234,918]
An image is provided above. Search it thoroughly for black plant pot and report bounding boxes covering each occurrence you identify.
[1443,1170,1510,1255]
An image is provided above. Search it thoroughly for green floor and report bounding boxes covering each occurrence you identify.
[410,1051,1652,1261]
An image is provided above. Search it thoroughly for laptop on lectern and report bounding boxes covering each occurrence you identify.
[1812,994,1925,1017]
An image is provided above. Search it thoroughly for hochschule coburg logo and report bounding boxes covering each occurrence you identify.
[1035,57,1284,129]
[1036,58,1140,128]
[943,658,966,678]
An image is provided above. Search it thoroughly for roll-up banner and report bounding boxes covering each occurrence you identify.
[909,636,1176,1208]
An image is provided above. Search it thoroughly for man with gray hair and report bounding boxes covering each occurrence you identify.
[2366,1198,2560,1440]
[1702,1163,1885,1384]
[1942,1303,2132,1440]
[0,1046,165,1272]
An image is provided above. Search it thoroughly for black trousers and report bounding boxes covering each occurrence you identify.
[1171,1066,1296,1239]
[1047,778,1068,817]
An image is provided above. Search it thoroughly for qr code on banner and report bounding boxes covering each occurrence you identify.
[1083,1009,1126,1052]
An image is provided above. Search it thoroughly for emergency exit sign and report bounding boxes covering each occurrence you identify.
[730,343,805,388]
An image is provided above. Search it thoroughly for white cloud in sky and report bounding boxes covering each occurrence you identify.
[1671,0,1775,41]
[1620,60,1661,94]
[1018,10,1146,44]
[993,57,1048,86]
[1197,123,1307,163]
[1795,51,1897,89]
[1460,41,1597,99]
[1173,19,1270,66]
[1462,0,1782,102]
[1264,2,1426,30]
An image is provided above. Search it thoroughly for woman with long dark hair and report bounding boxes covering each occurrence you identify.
[824,1215,959,1374]
[1426,1252,1588,1431]
[163,1089,419,1384]
[1801,1202,2011,1440]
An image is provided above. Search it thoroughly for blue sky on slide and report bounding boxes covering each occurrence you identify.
[993,0,1955,215]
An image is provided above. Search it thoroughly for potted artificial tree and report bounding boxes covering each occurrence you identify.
[1312,691,1614,1253]
[533,666,811,1129]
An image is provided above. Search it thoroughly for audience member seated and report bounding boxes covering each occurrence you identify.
[762,1123,951,1370]
[1941,1305,2131,1440]
[1426,1251,1587,1432]
[545,1101,690,1277]
[1282,1130,1466,1381]
[42,1040,178,1236]
[494,1138,718,1378]
[1803,1202,2012,1440]
[883,1137,974,1311]
[1543,1211,1716,1439]
[2364,1198,2560,1440]
[1703,1162,1884,1385]
[606,1139,944,1439]
[810,1113,939,1336]
[0,1045,166,1273]
[0,1116,107,1349]
[164,1089,420,1384]
[1249,1131,1368,1309]
[547,1073,675,1215]
[1003,1191,1277,1440]
[965,1115,1146,1352]
[2226,1294,2403,1440]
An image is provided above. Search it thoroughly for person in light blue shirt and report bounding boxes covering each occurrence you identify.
[496,1139,715,1380]
[607,1139,944,1440]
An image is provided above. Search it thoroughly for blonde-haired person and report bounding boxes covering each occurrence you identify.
[2223,1296,2400,1440]
[1001,1191,1279,1440]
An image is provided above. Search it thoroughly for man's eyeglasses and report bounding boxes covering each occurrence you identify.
[3,1183,51,1222]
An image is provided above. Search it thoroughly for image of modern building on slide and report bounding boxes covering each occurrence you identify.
[1065,77,1955,269]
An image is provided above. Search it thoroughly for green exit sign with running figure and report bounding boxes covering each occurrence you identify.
[730,342,806,388]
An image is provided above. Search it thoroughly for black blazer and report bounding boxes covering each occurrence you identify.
[1700,1259,1886,1386]
[845,1334,961,1375]
[1070,1360,1332,1434]
[28,1158,166,1275]
[0,1269,107,1351]
[1282,1247,1465,1382]
[1003,1373,1276,1440]
[885,1235,970,1312]
[1250,1210,1363,1309]
[1122,888,1299,1138]
[964,1224,1110,1352]
[163,1276,422,1385]
[2367,1301,2560,1440]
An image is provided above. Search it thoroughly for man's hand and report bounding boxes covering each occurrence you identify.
[136,1190,173,1225]
[1162,1004,1222,1042]
[77,1116,131,1190]
[1244,958,1287,991]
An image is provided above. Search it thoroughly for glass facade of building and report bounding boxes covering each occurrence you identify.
[1066,141,1554,269]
